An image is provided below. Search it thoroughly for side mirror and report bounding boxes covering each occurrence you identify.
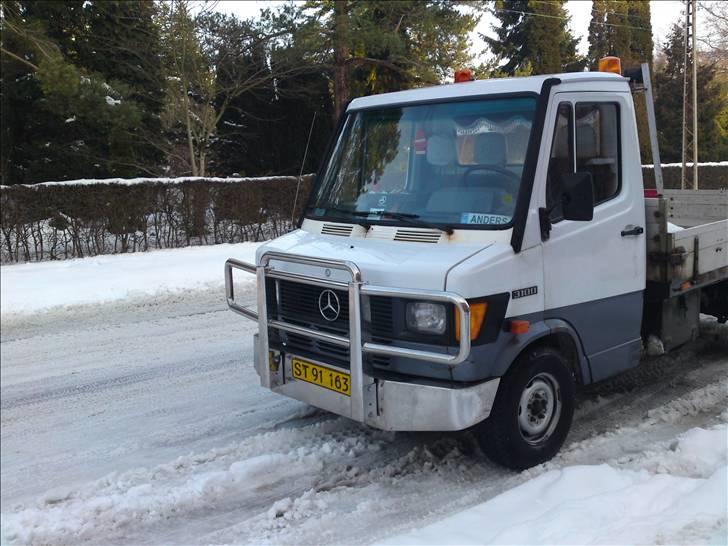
[560,172,594,221]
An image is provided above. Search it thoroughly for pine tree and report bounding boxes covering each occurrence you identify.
[587,0,653,68]
[586,1,654,161]
[654,24,726,163]
[300,0,478,119]
[627,1,653,67]
[587,0,610,69]
[80,1,165,168]
[485,0,583,76]
[1,1,158,184]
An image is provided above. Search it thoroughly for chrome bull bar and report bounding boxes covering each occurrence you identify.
[225,251,471,424]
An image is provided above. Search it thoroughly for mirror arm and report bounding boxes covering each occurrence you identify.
[539,192,568,242]
[538,207,552,241]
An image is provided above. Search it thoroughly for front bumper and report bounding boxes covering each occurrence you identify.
[226,251,499,432]
[253,334,500,431]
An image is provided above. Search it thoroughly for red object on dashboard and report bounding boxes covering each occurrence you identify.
[414,128,427,154]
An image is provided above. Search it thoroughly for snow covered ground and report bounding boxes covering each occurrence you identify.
[0,242,261,315]
[1,246,727,545]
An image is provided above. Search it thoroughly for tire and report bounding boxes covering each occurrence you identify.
[476,346,575,470]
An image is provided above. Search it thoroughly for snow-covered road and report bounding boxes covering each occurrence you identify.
[1,264,727,544]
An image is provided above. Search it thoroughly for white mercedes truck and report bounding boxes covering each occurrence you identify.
[225,60,728,469]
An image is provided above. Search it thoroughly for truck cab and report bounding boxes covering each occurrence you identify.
[226,69,727,469]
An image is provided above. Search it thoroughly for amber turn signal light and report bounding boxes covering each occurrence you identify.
[455,302,487,341]
[508,320,530,334]
[598,56,622,75]
[454,68,474,83]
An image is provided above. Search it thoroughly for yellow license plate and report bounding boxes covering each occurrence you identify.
[291,358,351,396]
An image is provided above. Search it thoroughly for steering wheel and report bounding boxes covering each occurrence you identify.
[464,165,521,194]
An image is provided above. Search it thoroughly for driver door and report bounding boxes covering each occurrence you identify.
[541,92,645,382]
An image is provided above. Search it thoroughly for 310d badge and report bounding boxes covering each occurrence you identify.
[512,286,538,299]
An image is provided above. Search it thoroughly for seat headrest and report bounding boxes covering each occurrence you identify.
[426,134,456,166]
[473,132,507,166]
[577,125,598,159]
[553,124,569,158]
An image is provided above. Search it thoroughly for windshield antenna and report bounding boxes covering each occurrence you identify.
[291,111,317,226]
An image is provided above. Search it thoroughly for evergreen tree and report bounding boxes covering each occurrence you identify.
[80,1,165,168]
[587,0,610,68]
[627,1,653,67]
[1,1,163,184]
[210,8,334,177]
[587,0,653,68]
[587,1,654,162]
[484,0,583,77]
[654,24,726,163]
[300,0,478,119]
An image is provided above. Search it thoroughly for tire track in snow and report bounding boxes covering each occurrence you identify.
[2,289,726,545]
[3,371,726,545]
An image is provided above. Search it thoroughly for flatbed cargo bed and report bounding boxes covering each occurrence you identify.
[646,190,728,292]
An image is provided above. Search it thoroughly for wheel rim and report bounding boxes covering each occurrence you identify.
[517,372,561,445]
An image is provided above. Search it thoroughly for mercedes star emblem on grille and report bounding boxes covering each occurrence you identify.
[318,289,341,321]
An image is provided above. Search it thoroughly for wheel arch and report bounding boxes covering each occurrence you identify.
[505,319,591,386]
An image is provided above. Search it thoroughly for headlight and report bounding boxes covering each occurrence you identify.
[406,302,447,335]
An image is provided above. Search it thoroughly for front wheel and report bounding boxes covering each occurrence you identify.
[475,346,575,470]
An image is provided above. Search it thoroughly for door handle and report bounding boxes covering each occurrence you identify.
[621,225,644,237]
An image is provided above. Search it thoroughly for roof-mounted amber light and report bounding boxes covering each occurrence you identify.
[454,68,474,83]
[598,56,622,75]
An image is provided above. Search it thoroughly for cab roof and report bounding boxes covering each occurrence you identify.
[347,71,628,111]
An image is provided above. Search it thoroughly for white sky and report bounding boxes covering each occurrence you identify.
[212,0,692,61]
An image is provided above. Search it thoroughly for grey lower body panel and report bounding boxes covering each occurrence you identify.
[545,291,644,383]
[253,334,499,431]
[371,290,645,385]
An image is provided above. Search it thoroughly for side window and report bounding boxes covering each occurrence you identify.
[546,103,573,222]
[575,103,620,204]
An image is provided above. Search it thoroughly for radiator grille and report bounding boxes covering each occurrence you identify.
[367,296,394,367]
[267,280,396,369]
[276,280,349,335]
[271,279,350,368]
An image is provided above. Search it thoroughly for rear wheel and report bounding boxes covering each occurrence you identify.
[476,346,575,470]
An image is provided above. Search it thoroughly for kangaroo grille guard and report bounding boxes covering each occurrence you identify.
[225,252,471,422]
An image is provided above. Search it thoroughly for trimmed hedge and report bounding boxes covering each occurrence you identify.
[641,163,727,190]
[1,164,725,264]
[0,176,313,263]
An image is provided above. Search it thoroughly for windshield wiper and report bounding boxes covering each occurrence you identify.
[308,206,372,228]
[308,207,454,235]
[379,212,455,235]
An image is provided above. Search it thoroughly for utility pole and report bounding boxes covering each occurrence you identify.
[681,0,699,190]
[691,0,698,190]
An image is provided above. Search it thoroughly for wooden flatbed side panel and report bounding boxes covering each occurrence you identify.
[645,197,669,283]
[662,189,728,227]
[668,220,728,281]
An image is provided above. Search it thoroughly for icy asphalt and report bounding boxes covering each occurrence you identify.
[1,287,727,544]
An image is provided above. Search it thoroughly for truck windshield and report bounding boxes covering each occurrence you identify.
[307,96,537,229]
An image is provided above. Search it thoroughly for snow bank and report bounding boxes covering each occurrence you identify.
[0,242,262,315]
[382,425,728,546]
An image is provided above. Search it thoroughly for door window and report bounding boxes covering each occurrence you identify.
[575,103,621,204]
[546,103,573,222]
[545,101,621,222]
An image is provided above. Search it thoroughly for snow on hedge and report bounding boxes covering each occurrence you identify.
[0,242,262,315]
[642,161,728,168]
[0,174,311,189]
